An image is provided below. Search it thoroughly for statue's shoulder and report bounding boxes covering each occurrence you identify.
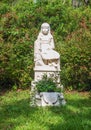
[38,32,42,37]
[49,33,53,39]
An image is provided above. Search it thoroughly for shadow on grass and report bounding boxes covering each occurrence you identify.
[48,97,91,130]
[0,94,91,130]
[0,97,39,129]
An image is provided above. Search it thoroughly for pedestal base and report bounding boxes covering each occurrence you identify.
[30,66,66,107]
[30,92,66,107]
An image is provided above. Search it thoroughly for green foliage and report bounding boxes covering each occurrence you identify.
[0,0,91,90]
[36,75,58,92]
[58,20,91,91]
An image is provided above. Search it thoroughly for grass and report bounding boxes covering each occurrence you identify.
[0,89,91,130]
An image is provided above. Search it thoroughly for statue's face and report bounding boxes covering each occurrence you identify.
[42,26,49,35]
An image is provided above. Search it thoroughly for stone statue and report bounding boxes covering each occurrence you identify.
[31,23,66,106]
[34,23,60,70]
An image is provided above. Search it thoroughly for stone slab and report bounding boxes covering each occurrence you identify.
[35,92,66,106]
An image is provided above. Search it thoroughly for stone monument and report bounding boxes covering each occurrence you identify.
[31,23,66,106]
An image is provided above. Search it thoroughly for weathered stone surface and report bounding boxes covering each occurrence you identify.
[35,92,66,106]
[34,23,60,82]
[41,92,59,106]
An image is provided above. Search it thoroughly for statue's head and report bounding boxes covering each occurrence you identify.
[41,23,50,35]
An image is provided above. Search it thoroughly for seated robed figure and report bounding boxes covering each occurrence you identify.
[34,23,60,70]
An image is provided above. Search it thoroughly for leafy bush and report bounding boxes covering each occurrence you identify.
[36,75,61,92]
[0,0,91,91]
[58,25,91,91]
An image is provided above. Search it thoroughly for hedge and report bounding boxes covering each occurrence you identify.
[0,0,91,90]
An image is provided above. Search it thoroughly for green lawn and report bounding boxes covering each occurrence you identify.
[0,89,91,130]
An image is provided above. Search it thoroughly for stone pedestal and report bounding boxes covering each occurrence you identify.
[34,66,61,87]
[30,66,66,107]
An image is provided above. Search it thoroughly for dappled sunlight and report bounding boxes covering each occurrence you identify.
[0,90,91,129]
